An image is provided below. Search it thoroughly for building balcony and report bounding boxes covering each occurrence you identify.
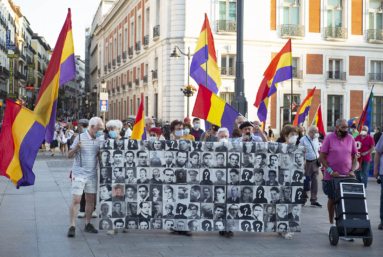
[135,41,141,54]
[152,70,158,81]
[112,59,116,68]
[325,27,348,41]
[16,71,27,81]
[128,81,132,89]
[117,55,121,66]
[369,73,383,82]
[108,62,111,71]
[293,70,303,79]
[327,71,346,81]
[220,67,235,77]
[129,46,133,58]
[135,78,139,86]
[122,84,126,90]
[143,75,148,84]
[108,90,111,95]
[367,29,383,44]
[0,67,9,78]
[153,25,160,41]
[281,24,305,39]
[123,51,127,62]
[143,35,149,48]
[216,20,237,34]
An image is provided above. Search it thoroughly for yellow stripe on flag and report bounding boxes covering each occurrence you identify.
[207,94,226,126]
[60,29,75,64]
[195,30,207,53]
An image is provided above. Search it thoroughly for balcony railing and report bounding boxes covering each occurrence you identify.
[0,67,9,77]
[152,70,158,80]
[123,51,127,61]
[143,35,149,47]
[16,71,26,81]
[136,41,141,52]
[128,81,132,88]
[122,84,126,90]
[117,55,121,65]
[135,78,139,86]
[220,67,235,76]
[293,70,303,79]
[112,59,116,67]
[216,20,237,33]
[281,24,305,38]
[129,46,133,57]
[369,73,383,82]
[367,29,383,42]
[153,25,160,40]
[143,75,148,84]
[108,62,111,70]
[108,90,111,95]
[325,27,348,40]
[327,71,346,81]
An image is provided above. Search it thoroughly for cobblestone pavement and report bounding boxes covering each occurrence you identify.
[0,150,382,257]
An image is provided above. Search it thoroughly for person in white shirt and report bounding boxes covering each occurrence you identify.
[125,123,132,138]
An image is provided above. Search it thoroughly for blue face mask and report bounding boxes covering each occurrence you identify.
[184,129,190,134]
[95,131,103,138]
[374,130,377,133]
[109,131,118,139]
[150,137,157,141]
[195,124,200,128]
[82,128,88,133]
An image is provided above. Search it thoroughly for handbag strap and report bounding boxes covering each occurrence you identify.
[306,135,318,160]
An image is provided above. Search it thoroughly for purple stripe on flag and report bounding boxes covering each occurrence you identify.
[257,101,268,122]
[221,103,239,137]
[296,106,311,125]
[267,66,292,97]
[17,121,45,188]
[59,53,76,86]
[190,46,207,74]
[45,98,58,143]
[192,68,218,94]
[142,127,147,140]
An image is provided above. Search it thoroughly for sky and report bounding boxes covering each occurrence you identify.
[13,0,101,60]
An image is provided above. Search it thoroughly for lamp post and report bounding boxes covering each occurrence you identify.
[101,79,107,125]
[170,46,194,117]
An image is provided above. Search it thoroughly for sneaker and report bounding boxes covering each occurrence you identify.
[226,231,234,237]
[77,212,85,218]
[67,226,75,237]
[302,202,306,207]
[311,202,322,208]
[84,223,98,234]
[92,211,97,218]
[340,237,354,241]
[379,223,383,230]
[328,224,335,235]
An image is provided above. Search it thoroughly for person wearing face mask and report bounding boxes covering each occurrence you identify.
[182,122,195,141]
[200,124,219,142]
[169,120,184,140]
[373,126,382,145]
[319,118,357,241]
[350,124,359,138]
[216,127,230,144]
[106,120,126,142]
[235,122,268,143]
[191,118,204,141]
[355,126,375,189]
[299,125,322,208]
[149,127,162,142]
[145,118,165,140]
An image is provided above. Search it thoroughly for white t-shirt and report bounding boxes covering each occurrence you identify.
[125,128,132,138]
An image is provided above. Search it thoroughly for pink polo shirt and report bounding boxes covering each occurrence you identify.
[321,132,357,181]
[355,134,375,162]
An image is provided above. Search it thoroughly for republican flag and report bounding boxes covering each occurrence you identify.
[190,14,221,94]
[192,84,238,136]
[34,9,76,143]
[311,104,326,136]
[293,87,316,126]
[357,86,374,134]
[255,39,292,122]
[131,95,146,140]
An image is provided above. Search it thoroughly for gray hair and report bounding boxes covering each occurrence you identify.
[335,118,347,126]
[217,127,230,137]
[106,120,123,130]
[89,117,103,128]
[235,116,246,122]
[308,125,318,133]
[145,117,153,125]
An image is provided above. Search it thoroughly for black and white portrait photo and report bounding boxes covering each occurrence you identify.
[124,151,136,167]
[293,187,304,204]
[152,202,163,218]
[126,202,138,218]
[288,204,301,222]
[269,186,281,204]
[125,218,138,229]
[163,219,175,230]
[294,153,305,169]
[201,220,213,231]
[252,220,263,232]
[114,139,125,150]
[202,142,214,152]
[265,169,279,186]
[213,204,225,220]
[151,218,162,229]
[229,141,242,153]
[137,184,150,202]
[226,204,240,219]
[213,186,226,203]
[179,139,191,152]
[277,222,289,233]
[99,219,113,230]
[188,220,200,231]
[254,153,267,169]
[289,221,301,232]
[240,220,252,232]
[226,219,239,231]
[162,168,176,184]
[165,140,179,151]
[150,184,163,201]
[99,202,112,219]
[150,168,163,184]
[174,203,188,219]
[252,186,268,203]
[291,170,304,186]
[214,142,228,152]
[125,167,137,184]
[190,185,202,202]
[100,167,112,184]
[99,184,112,202]
[137,168,150,184]
[275,204,289,221]
[187,203,200,219]
[240,186,253,203]
[280,186,292,203]
[125,184,137,202]
[100,150,112,166]
[126,139,139,150]
[243,142,256,154]
[191,141,202,152]
[263,204,275,223]
[241,169,255,185]
[112,184,125,201]
[277,143,288,154]
[239,204,252,220]
[227,186,240,203]
[265,221,276,232]
[111,150,124,167]
[139,218,150,229]
[251,204,263,221]
[137,151,150,167]
[102,139,113,150]
[267,154,279,170]
[242,153,254,168]
[175,151,188,168]
[175,169,187,184]
[112,167,126,183]
[112,201,126,218]
[177,185,190,202]
[201,203,214,219]
[200,153,214,168]
[228,169,240,185]
[268,142,278,153]
[137,201,152,219]
[214,220,226,231]
[139,141,152,151]
[163,185,176,203]
[200,186,213,203]
[162,151,176,168]
[211,169,226,185]
[150,151,162,167]
[114,219,125,229]
[214,153,226,168]
[279,169,291,186]
[279,153,294,170]
[200,169,214,185]
[188,152,200,168]
[187,170,200,184]
[163,203,175,219]
[256,142,268,153]
[227,153,240,168]
[151,140,165,151]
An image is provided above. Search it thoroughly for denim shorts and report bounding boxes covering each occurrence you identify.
[322,180,333,199]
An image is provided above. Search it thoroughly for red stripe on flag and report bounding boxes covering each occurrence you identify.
[316,105,326,136]
[254,77,270,108]
[293,87,316,126]
[201,14,217,63]
[134,95,144,126]
[263,39,291,81]
[192,84,212,120]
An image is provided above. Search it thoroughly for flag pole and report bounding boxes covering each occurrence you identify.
[205,14,208,90]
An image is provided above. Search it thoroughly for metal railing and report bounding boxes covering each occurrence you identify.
[112,88,115,94]
[123,51,127,60]
[129,46,133,57]
[17,71,26,81]
[0,67,9,77]
[293,70,303,79]
[128,81,132,88]
[117,55,121,64]
[153,25,160,39]
[220,67,235,76]
[144,35,149,46]
[281,24,305,37]
[327,71,346,80]
[0,89,7,99]
[152,70,158,80]
[369,73,383,82]
[143,75,148,84]
[325,27,348,39]
[117,87,120,93]
[367,29,383,42]
[135,78,139,86]
[136,41,141,52]
[216,20,237,33]
[112,59,116,67]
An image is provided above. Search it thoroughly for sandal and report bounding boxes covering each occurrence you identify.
[279,232,293,240]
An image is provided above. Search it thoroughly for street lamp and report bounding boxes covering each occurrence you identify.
[170,46,194,117]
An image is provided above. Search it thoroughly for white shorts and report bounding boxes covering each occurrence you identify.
[71,177,97,195]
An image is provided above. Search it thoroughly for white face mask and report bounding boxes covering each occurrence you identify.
[219,138,228,143]
[288,135,298,144]
[361,131,367,135]
[314,133,319,138]
[175,130,183,137]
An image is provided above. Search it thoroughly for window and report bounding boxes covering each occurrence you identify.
[154,57,158,70]
[130,22,134,47]
[118,102,120,120]
[370,61,383,81]
[219,92,234,104]
[109,42,112,62]
[154,93,158,118]
[369,1,383,31]
[145,63,148,76]
[118,33,122,56]
[328,59,343,79]
[220,55,235,76]
[130,99,133,115]
[292,57,301,78]
[146,8,150,36]
[137,97,140,111]
[124,74,127,84]
[372,96,383,128]
[327,95,343,131]
[145,96,148,116]
[219,0,236,21]
[283,0,299,25]
[124,101,127,118]
[130,71,133,82]
[114,38,117,59]
[156,0,160,25]
[138,15,142,42]
[137,67,141,81]
[124,28,128,52]
[327,0,342,28]
[282,94,301,128]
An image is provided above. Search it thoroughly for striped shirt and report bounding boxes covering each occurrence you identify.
[71,131,104,179]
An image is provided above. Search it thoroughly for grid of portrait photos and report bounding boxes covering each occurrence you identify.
[98,139,305,233]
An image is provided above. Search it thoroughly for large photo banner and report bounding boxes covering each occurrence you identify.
[98,140,305,233]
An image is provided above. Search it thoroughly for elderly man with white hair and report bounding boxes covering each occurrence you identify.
[106,120,124,139]
[67,117,105,237]
[217,127,230,142]
[145,117,165,140]
[355,125,375,189]
[299,125,322,208]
